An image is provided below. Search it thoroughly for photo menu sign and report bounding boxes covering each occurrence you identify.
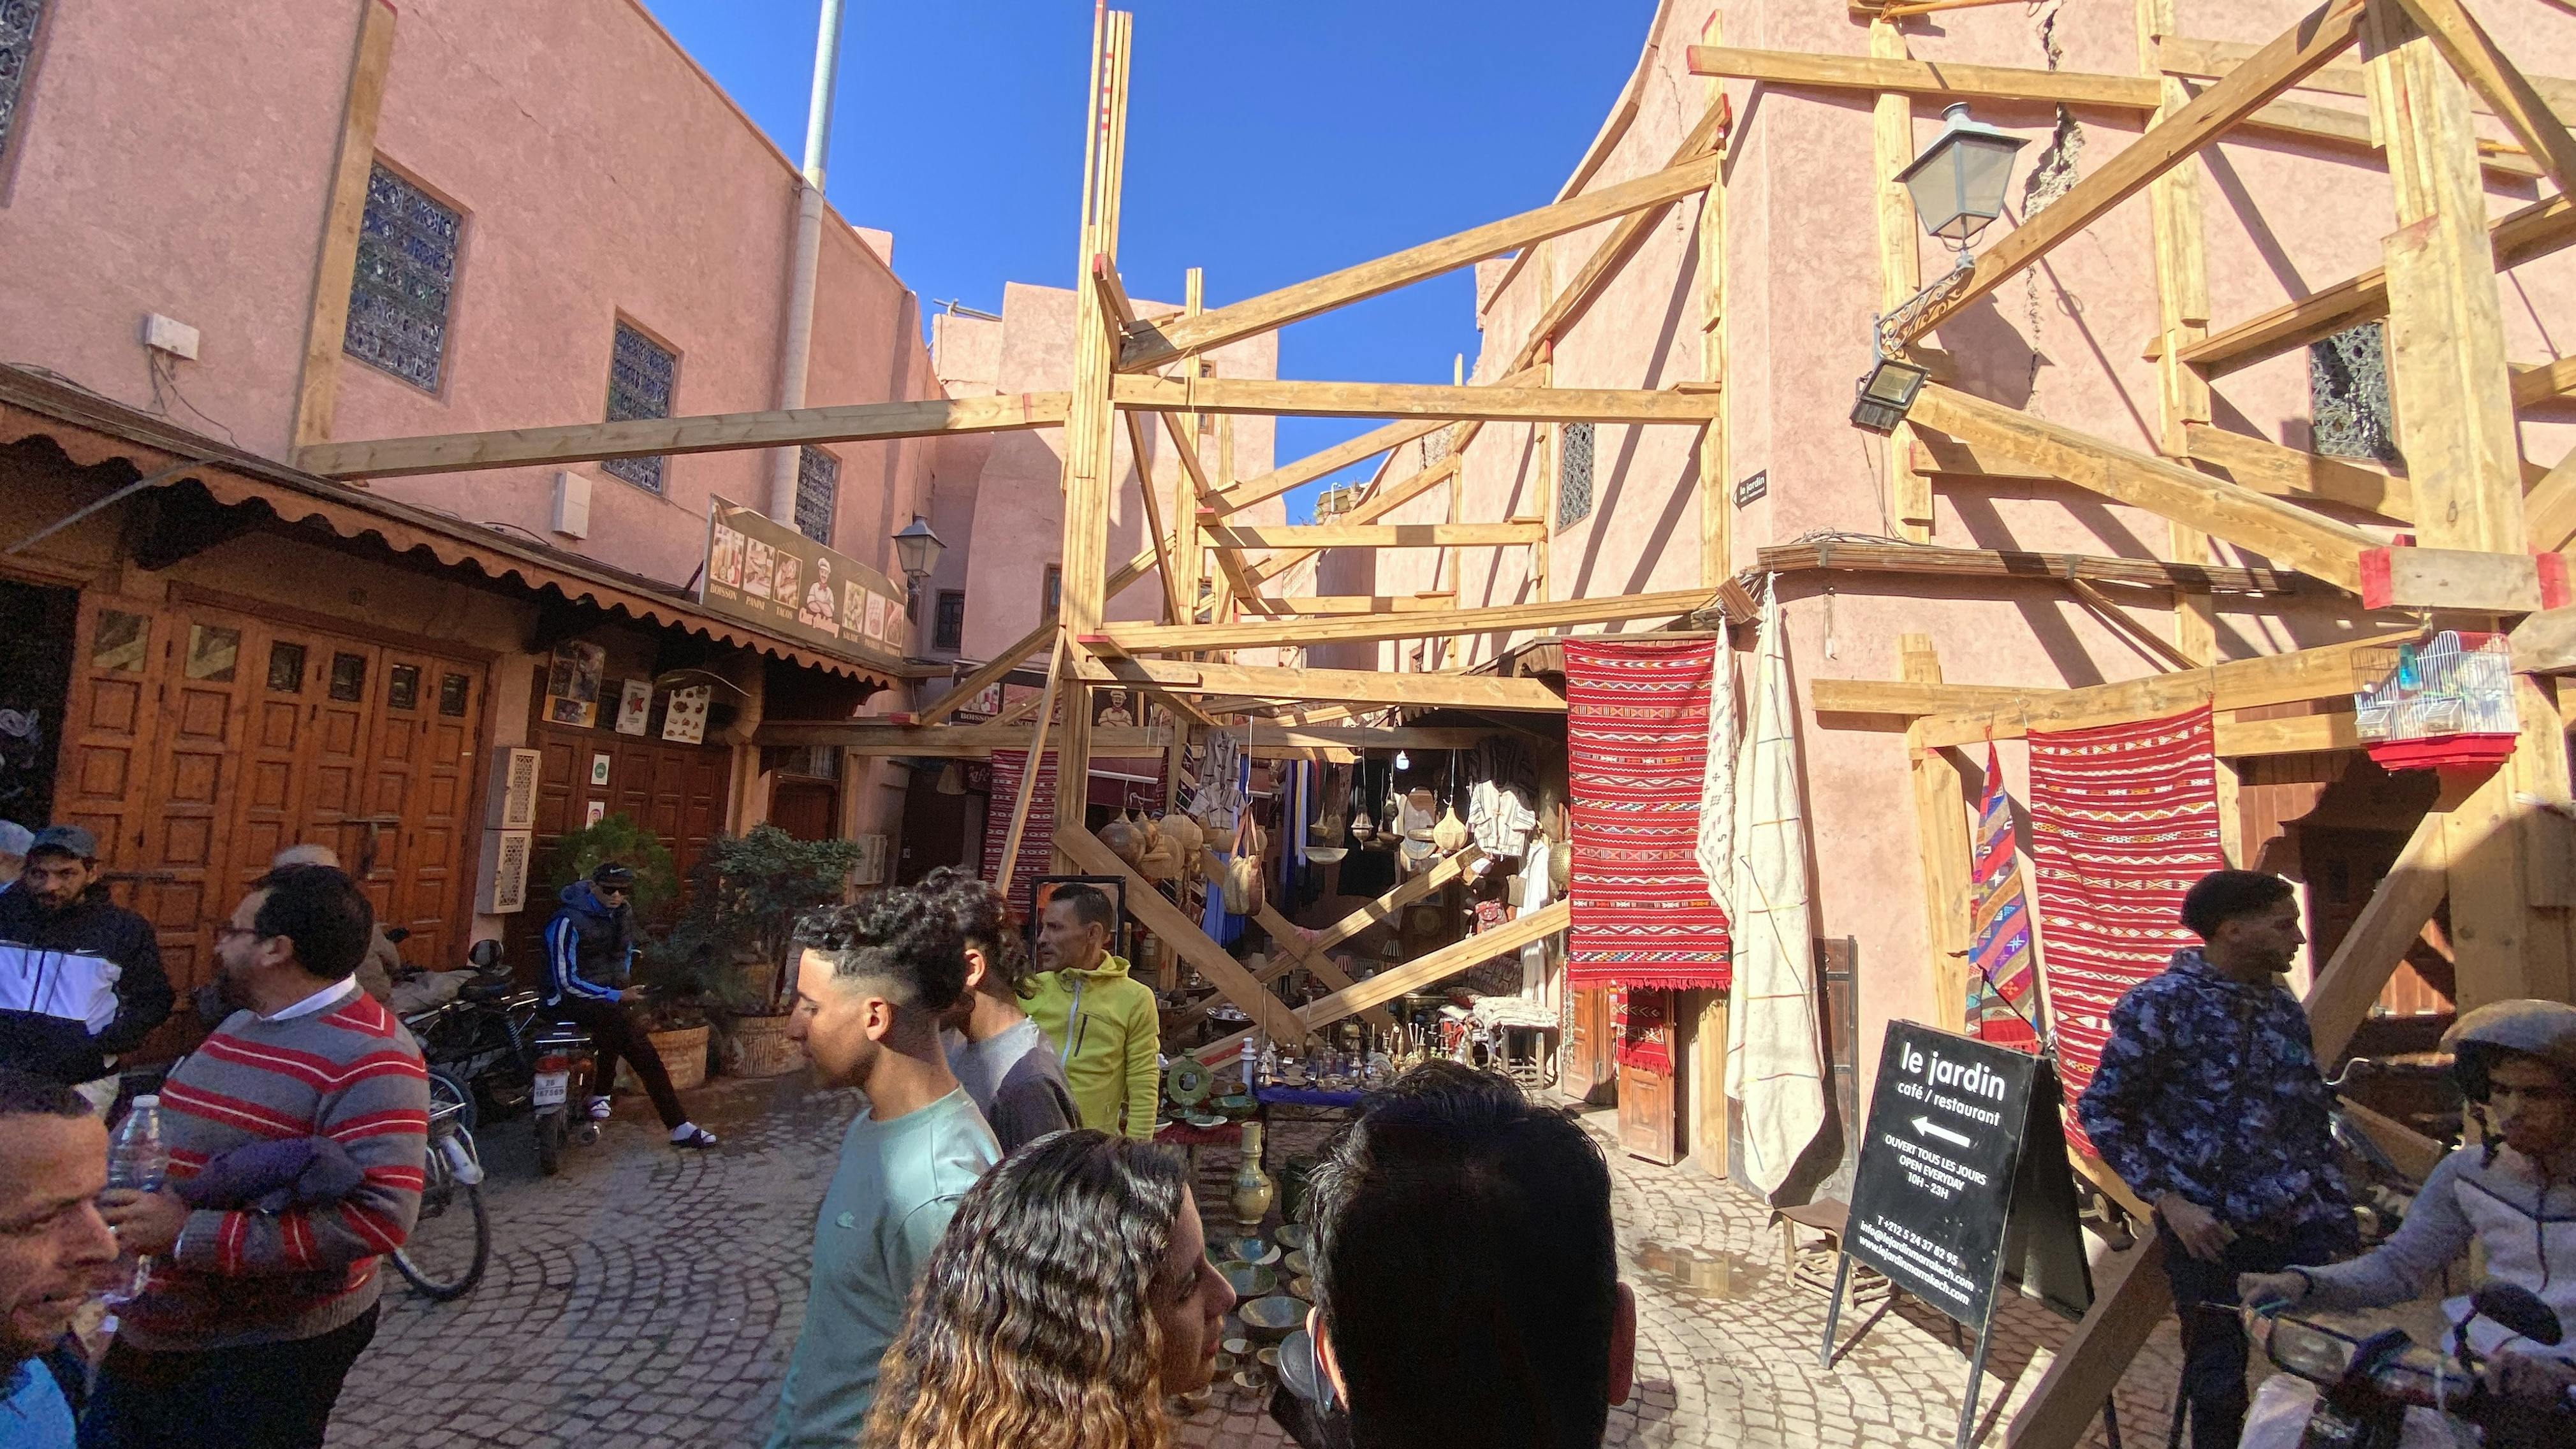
[699,496,907,660]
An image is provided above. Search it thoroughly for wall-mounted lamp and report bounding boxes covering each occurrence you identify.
[891,514,945,618]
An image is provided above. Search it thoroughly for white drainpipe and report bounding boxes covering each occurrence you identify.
[767,0,849,527]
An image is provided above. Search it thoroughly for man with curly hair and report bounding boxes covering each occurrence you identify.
[919,867,1076,1154]
[768,886,999,1449]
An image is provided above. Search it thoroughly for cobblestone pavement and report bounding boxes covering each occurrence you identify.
[334,1079,2187,1448]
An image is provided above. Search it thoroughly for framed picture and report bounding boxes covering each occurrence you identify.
[589,752,612,787]
[662,684,712,744]
[615,680,651,736]
[584,799,607,827]
[543,641,606,729]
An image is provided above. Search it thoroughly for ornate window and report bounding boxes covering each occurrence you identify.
[2310,322,2399,465]
[1041,565,1062,622]
[603,323,677,492]
[343,164,460,391]
[794,448,838,546]
[0,1,50,170]
[1556,421,1595,528]
[933,590,966,652]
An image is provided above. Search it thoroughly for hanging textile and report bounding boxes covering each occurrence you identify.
[1694,626,1740,918]
[1723,580,1829,1201]
[982,748,1057,913]
[1966,739,2044,1051]
[2026,704,2225,1156]
[1563,637,1733,991]
[1518,836,1556,1000]
[1612,989,1674,1073]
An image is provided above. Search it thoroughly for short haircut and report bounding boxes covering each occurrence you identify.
[1045,882,1116,936]
[2179,869,2295,939]
[251,865,376,982]
[796,886,970,1013]
[918,865,1035,998]
[1308,1062,1618,1449]
[0,1067,88,1121]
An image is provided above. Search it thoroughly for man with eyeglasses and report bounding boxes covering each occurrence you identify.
[539,862,715,1149]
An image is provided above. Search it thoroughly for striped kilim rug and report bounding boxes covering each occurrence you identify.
[1563,637,1732,993]
[983,748,1057,914]
[2026,704,2225,1154]
[1967,739,2043,1051]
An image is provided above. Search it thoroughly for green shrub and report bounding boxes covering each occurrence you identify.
[543,813,679,919]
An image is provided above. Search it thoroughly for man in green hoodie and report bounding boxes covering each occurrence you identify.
[1023,883,1159,1140]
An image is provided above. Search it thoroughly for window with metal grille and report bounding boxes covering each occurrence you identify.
[2310,322,2399,465]
[342,164,461,392]
[1041,565,1061,622]
[933,590,966,652]
[0,2,51,175]
[794,448,838,545]
[603,323,677,491]
[1556,421,1595,528]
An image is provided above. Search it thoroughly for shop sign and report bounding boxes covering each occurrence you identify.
[1822,1022,2093,1449]
[700,496,907,660]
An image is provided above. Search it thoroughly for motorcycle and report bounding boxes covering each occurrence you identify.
[2253,1282,2574,1449]
[399,939,600,1177]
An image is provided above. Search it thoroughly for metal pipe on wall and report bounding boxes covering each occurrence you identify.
[766,0,850,527]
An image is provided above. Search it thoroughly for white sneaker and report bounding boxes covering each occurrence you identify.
[586,1096,613,1122]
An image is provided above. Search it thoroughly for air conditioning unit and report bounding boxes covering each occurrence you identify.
[487,747,541,831]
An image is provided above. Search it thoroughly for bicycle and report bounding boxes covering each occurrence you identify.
[390,1066,491,1300]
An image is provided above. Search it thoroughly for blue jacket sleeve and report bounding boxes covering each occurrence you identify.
[543,914,620,1002]
[2074,987,2167,1202]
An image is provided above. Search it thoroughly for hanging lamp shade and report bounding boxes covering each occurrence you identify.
[1894,103,2029,246]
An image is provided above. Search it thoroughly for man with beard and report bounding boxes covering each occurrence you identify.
[0,827,172,1112]
[0,1068,119,1448]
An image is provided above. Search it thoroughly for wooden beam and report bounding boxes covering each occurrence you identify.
[1122,408,1185,626]
[1903,637,1975,1033]
[993,636,1067,893]
[2511,604,2576,675]
[300,391,1072,479]
[2161,33,2576,125]
[2216,708,2360,755]
[2067,577,2199,672]
[764,721,1167,756]
[1143,400,1269,620]
[1813,680,2058,718]
[1091,587,1713,655]
[2515,356,2576,409]
[1056,824,1309,1046]
[2181,194,2576,377]
[1872,22,1933,543]
[1244,593,1458,615]
[1892,0,2367,345]
[1518,94,1734,356]
[1759,538,2306,593]
[1091,254,1139,333]
[1202,522,1546,553]
[2003,1237,2171,1449]
[1245,455,1467,586]
[2528,447,2576,555]
[1906,384,2375,590]
[1209,418,1448,516]
[1912,629,2416,748]
[2306,783,2455,1061]
[2181,422,2412,519]
[1698,10,1734,595]
[2360,546,2553,613]
[291,0,400,453]
[1074,655,1568,712]
[2388,0,2576,194]
[1111,376,1722,426]
[1247,903,1398,1031]
[1117,157,1723,372]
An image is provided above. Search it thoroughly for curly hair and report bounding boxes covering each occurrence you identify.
[867,1130,1189,1449]
[917,865,1034,998]
[794,885,969,1013]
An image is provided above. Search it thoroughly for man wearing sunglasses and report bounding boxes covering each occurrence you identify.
[539,862,715,1149]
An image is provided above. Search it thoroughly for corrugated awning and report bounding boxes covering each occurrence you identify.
[0,366,919,687]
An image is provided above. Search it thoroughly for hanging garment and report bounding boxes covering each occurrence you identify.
[1966,739,2044,1052]
[2026,704,2225,1156]
[1469,779,1538,859]
[1562,637,1732,992]
[1694,629,1740,918]
[1517,836,1556,1001]
[1723,579,1829,1202]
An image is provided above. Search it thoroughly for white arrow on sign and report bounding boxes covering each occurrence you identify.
[1911,1116,1973,1148]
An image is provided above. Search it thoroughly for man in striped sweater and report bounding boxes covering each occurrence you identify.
[86,865,427,1449]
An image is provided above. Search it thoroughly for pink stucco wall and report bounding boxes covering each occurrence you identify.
[0,0,942,610]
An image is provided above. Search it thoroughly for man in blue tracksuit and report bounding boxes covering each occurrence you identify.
[540,863,714,1149]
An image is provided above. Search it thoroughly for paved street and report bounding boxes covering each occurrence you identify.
[333,1075,2183,1448]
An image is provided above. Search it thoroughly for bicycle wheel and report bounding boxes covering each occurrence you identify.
[427,1068,478,1135]
[392,1130,490,1300]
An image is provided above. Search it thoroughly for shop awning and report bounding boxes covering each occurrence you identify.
[0,367,919,688]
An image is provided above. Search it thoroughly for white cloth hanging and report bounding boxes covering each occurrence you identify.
[1725,579,1829,1201]
[1470,780,1537,859]
[1695,618,1740,917]
[1517,838,1556,1000]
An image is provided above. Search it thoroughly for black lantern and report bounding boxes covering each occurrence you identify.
[1849,357,1930,435]
[891,514,945,618]
[1894,103,2029,248]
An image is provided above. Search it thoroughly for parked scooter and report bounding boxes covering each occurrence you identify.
[399,939,600,1176]
[2251,1282,2573,1449]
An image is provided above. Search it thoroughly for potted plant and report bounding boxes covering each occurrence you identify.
[542,815,710,1088]
[658,824,865,1078]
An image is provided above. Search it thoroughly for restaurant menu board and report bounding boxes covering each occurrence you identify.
[700,496,906,659]
[1843,1022,2092,1330]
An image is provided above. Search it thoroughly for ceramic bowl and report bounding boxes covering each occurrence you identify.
[1221,1237,1279,1267]
[1214,1093,1257,1116]
[1240,1294,1306,1336]
[1281,1248,1313,1278]
[1223,1336,1252,1358]
[1220,1263,1277,1299]
[1289,1275,1315,1300]
[1273,1223,1311,1251]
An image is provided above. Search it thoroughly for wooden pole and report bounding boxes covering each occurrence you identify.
[994,635,1068,892]
[1902,636,1975,1033]
[2137,0,2220,671]
[290,0,400,452]
[1873,19,1931,543]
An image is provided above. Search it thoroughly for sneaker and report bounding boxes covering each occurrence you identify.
[586,1096,613,1122]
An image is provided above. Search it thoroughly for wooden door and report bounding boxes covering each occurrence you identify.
[770,778,837,842]
[1563,987,1616,1104]
[133,613,256,1003]
[1618,1060,1680,1165]
[55,595,166,872]
[374,652,482,969]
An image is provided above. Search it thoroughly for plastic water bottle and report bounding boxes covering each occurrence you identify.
[103,1095,168,1307]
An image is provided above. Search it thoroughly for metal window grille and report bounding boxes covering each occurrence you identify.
[1041,565,1062,622]
[1556,421,1595,528]
[603,323,677,491]
[0,1,48,165]
[2310,322,2399,465]
[342,163,460,392]
[933,590,966,652]
[794,448,838,545]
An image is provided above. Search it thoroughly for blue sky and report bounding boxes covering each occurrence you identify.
[639,0,1656,518]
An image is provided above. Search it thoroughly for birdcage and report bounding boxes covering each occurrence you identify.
[2350,631,2519,771]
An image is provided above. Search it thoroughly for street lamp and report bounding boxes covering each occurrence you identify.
[1852,104,2027,435]
[891,514,945,617]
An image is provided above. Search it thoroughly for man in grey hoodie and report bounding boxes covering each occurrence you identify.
[919,866,1075,1154]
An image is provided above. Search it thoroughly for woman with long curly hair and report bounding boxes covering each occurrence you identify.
[866,1130,1237,1449]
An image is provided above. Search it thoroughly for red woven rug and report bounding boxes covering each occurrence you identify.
[1613,989,1674,1073]
[1563,637,1731,992]
[2026,704,2225,1154]
[983,748,1057,913]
